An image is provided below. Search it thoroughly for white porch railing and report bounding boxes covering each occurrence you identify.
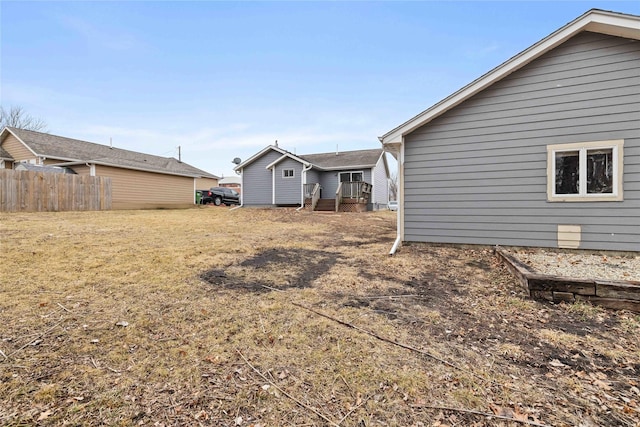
[340,181,372,201]
[310,183,320,211]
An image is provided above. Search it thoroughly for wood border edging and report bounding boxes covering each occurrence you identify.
[494,246,640,313]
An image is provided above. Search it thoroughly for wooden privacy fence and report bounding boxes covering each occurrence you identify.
[0,169,112,212]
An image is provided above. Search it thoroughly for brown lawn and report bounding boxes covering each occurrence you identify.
[0,208,638,426]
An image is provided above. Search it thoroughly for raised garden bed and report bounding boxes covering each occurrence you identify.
[495,246,640,312]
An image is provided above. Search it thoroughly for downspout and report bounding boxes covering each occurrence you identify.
[230,168,243,211]
[296,163,312,211]
[86,163,96,176]
[389,139,404,255]
[272,166,276,205]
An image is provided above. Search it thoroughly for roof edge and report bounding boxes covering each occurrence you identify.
[234,145,290,171]
[1,127,39,157]
[265,152,311,170]
[379,9,640,145]
[50,160,207,178]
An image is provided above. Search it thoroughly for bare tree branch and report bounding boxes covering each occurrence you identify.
[389,171,398,201]
[0,106,49,132]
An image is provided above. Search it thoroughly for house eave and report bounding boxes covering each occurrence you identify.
[313,164,377,171]
[379,9,640,145]
[234,145,291,171]
[265,153,311,170]
[50,160,203,178]
[1,127,39,157]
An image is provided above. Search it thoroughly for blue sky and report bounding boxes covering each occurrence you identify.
[2,1,638,178]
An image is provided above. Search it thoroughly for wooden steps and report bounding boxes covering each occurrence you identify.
[314,198,335,212]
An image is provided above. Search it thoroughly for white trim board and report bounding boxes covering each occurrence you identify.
[379,9,640,146]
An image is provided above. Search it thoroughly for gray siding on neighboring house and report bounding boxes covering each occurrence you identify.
[242,149,282,205]
[306,169,320,185]
[274,158,303,205]
[403,32,640,251]
[318,172,337,199]
[372,154,389,206]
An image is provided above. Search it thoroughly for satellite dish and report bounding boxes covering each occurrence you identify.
[232,157,241,165]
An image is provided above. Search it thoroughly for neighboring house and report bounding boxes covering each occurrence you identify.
[380,9,639,252]
[218,176,242,194]
[0,127,219,209]
[234,145,390,211]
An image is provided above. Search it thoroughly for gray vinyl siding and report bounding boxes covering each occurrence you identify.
[306,169,320,185]
[318,172,337,199]
[274,158,303,205]
[318,169,373,198]
[372,154,389,206]
[403,32,640,252]
[241,149,282,205]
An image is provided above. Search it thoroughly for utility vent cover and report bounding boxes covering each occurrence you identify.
[557,224,581,249]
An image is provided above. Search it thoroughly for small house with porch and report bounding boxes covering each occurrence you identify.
[234,145,390,211]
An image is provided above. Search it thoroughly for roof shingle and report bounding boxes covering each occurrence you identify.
[300,148,383,170]
[4,127,218,179]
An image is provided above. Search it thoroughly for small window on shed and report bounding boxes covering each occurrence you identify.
[283,169,294,178]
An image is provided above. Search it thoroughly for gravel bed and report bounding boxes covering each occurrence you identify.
[508,249,640,282]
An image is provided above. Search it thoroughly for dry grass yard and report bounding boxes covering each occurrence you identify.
[1,207,639,427]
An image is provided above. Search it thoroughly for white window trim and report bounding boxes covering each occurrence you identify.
[338,170,364,184]
[546,139,624,202]
[282,168,295,179]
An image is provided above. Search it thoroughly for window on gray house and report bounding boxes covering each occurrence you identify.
[555,148,613,195]
[555,151,579,194]
[283,169,294,178]
[586,148,613,194]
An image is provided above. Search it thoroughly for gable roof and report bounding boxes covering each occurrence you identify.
[300,148,384,170]
[265,152,312,170]
[234,145,384,172]
[380,9,640,145]
[233,145,310,171]
[1,127,219,179]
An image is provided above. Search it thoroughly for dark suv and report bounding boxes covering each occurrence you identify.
[209,187,240,206]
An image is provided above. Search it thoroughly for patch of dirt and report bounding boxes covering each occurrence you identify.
[201,248,339,293]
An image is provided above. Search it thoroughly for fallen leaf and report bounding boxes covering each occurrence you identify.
[489,403,513,417]
[38,409,53,421]
[549,359,567,368]
[115,321,129,327]
[593,379,612,391]
[195,410,209,420]
[512,407,529,422]
[204,355,220,364]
